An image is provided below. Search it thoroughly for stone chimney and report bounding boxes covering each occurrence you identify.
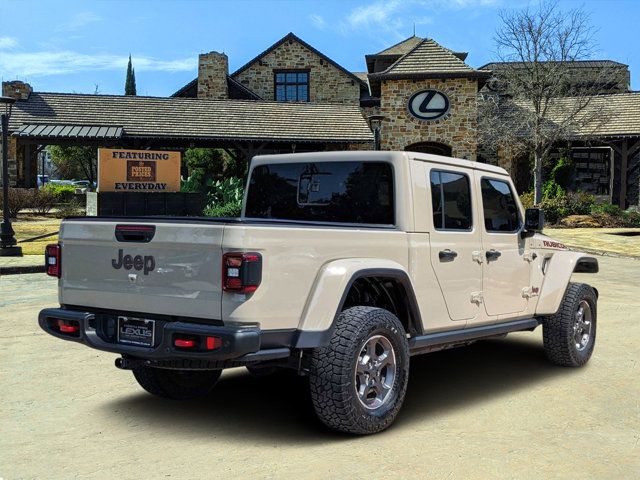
[2,80,32,100]
[197,52,228,100]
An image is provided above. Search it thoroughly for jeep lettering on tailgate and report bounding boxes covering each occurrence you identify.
[112,249,155,275]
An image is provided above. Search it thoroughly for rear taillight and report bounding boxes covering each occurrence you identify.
[45,244,61,278]
[222,252,262,293]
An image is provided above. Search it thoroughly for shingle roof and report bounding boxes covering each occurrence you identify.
[370,39,490,79]
[511,92,640,138]
[8,92,374,143]
[352,72,369,82]
[373,36,424,56]
[480,60,628,71]
[171,76,262,100]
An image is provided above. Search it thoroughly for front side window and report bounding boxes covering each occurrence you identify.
[245,161,394,225]
[275,71,309,102]
[481,178,520,232]
[430,170,472,230]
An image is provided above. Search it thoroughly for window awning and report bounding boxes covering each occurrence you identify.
[14,124,124,139]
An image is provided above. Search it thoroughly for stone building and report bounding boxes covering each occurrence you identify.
[2,32,639,206]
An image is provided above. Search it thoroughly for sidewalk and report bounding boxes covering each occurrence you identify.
[0,254,45,275]
[544,227,640,259]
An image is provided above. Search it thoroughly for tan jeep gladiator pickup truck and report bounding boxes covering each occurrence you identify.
[40,151,599,434]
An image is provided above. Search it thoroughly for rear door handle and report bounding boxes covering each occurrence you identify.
[486,249,502,261]
[439,249,458,262]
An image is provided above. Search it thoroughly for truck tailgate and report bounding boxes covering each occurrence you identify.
[59,219,225,320]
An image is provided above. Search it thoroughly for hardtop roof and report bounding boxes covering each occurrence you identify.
[251,151,509,176]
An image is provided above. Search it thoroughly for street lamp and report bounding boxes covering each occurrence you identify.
[368,115,385,151]
[0,95,21,257]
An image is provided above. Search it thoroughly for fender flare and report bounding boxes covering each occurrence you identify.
[535,252,599,316]
[293,258,422,348]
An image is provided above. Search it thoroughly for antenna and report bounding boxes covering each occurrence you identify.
[413,22,416,36]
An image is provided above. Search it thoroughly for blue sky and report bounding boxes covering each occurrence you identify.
[1,0,638,96]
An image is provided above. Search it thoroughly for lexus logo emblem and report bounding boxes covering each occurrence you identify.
[408,89,450,121]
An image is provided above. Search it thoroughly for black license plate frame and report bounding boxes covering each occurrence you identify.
[117,316,155,347]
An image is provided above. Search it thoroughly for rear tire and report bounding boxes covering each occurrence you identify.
[132,366,221,399]
[543,282,597,367]
[308,306,409,435]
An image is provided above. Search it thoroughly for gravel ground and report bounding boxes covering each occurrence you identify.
[1,256,638,479]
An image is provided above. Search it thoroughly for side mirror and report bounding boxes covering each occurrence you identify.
[524,208,544,233]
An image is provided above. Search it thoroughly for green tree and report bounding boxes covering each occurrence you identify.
[48,146,98,183]
[125,54,137,96]
[181,148,244,192]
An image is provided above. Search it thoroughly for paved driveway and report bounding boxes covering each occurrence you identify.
[1,256,638,479]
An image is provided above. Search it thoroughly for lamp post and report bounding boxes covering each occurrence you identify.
[367,115,385,151]
[0,95,21,257]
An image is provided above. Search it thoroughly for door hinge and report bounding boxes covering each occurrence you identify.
[470,291,483,304]
[523,251,538,262]
[472,250,484,264]
[522,286,540,298]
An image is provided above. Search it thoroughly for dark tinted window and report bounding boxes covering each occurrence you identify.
[245,161,394,224]
[430,170,472,230]
[275,71,309,102]
[481,178,520,232]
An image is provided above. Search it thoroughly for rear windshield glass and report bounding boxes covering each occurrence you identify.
[245,161,394,225]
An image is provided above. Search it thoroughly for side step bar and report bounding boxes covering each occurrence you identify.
[409,318,540,355]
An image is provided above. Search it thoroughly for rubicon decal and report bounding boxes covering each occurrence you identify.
[112,249,155,275]
[542,240,567,249]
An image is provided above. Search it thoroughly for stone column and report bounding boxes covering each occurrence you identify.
[1,81,32,186]
[197,52,229,100]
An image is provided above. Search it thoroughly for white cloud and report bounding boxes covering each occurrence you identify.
[0,50,196,77]
[309,13,326,29]
[341,0,501,36]
[0,36,18,49]
[346,0,404,30]
[55,12,101,32]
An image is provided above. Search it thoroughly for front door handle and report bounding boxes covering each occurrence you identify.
[486,249,502,261]
[439,249,458,262]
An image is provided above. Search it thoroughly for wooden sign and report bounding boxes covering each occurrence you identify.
[98,148,180,192]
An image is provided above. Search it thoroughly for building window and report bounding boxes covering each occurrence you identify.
[274,71,309,102]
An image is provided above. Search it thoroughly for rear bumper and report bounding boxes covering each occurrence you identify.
[38,308,290,365]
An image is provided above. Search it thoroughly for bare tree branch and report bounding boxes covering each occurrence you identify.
[480,0,618,203]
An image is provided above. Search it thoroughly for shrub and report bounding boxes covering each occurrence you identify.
[32,189,57,215]
[590,202,622,216]
[0,188,36,218]
[54,199,84,219]
[623,210,640,227]
[42,183,77,203]
[522,190,596,225]
[206,177,244,205]
[520,191,534,210]
[203,201,242,218]
[542,180,565,200]
[202,177,244,217]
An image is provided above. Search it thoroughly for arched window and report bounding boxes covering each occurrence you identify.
[404,142,452,157]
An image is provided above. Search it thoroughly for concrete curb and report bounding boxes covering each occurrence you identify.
[0,265,47,275]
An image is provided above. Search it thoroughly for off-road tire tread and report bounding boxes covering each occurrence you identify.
[132,365,221,399]
[542,282,597,367]
[308,306,409,435]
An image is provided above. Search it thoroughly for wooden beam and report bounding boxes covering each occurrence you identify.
[628,138,640,158]
[620,139,628,209]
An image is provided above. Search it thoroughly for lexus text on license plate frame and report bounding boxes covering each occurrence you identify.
[117,316,155,347]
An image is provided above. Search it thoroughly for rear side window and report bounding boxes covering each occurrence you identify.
[481,178,520,232]
[430,170,472,230]
[245,161,394,225]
